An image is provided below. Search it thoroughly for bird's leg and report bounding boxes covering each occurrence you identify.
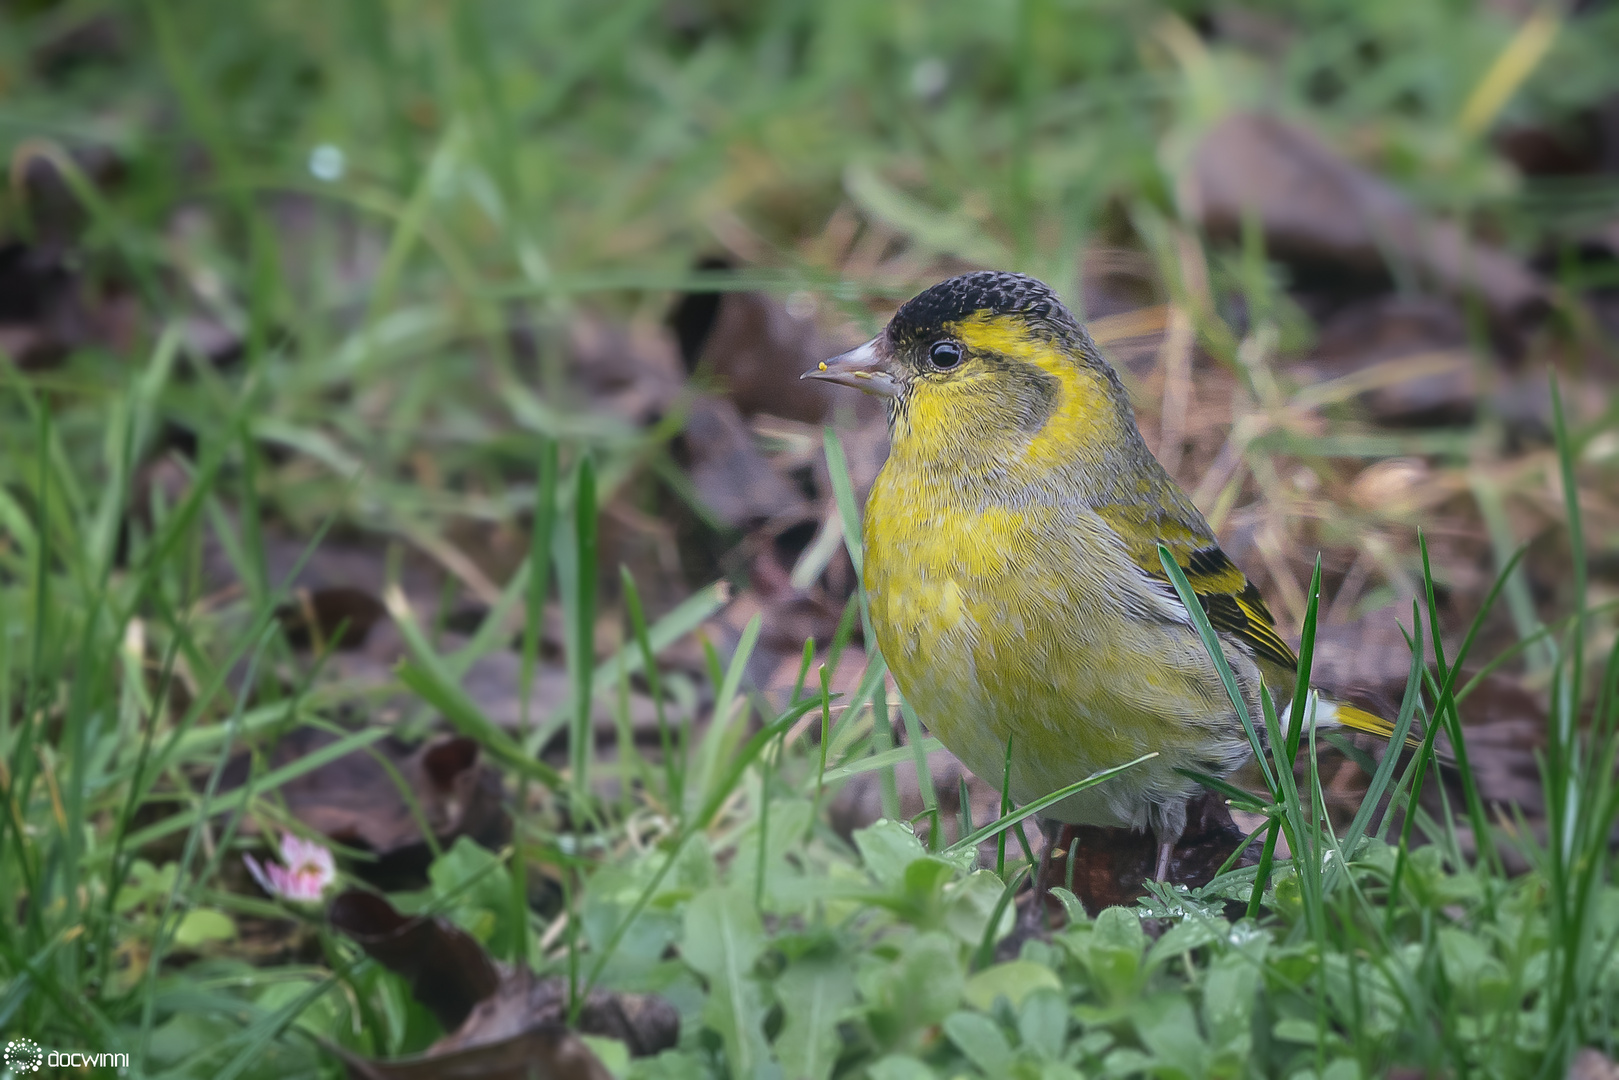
[1149,806,1188,884]
[1153,839,1174,882]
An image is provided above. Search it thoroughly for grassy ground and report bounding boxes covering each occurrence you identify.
[3,2,1619,1078]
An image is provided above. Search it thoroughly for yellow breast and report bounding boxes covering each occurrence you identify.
[861,458,1244,826]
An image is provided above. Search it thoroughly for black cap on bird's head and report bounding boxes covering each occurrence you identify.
[802,271,1089,399]
[888,271,1079,345]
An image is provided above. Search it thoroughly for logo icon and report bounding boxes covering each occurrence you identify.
[4,1037,43,1074]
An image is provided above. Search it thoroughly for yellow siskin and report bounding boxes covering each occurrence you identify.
[804,270,1396,880]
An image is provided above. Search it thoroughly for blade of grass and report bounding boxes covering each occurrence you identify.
[1245,556,1325,921]
[997,736,1014,876]
[513,437,558,967]
[943,753,1157,860]
[1157,546,1277,795]
[1417,531,1500,879]
[825,593,860,686]
[137,623,278,1059]
[1284,556,1324,764]
[872,671,900,820]
[1339,604,1427,866]
[822,651,892,770]
[820,738,946,782]
[686,614,762,819]
[1376,538,1524,917]
[1454,598,1619,707]
[394,657,562,788]
[1157,543,1292,915]
[1383,622,1455,934]
[898,696,939,848]
[974,865,1031,972]
[623,566,679,805]
[116,725,394,854]
[1173,768,1273,814]
[790,637,816,704]
[571,454,598,810]
[530,580,729,754]
[809,664,833,839]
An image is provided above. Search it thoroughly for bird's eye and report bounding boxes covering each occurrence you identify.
[928,341,963,370]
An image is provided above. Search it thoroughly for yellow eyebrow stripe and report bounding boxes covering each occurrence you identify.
[949,312,1044,356]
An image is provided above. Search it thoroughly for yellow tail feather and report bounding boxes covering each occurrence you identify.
[1331,702,1424,750]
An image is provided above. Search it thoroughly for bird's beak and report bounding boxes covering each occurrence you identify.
[801,337,899,399]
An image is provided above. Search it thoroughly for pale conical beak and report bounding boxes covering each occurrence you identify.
[800,337,899,399]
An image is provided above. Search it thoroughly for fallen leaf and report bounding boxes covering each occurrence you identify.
[328,890,677,1080]
[677,394,808,530]
[1184,113,1546,324]
[30,12,129,77]
[1302,296,1480,424]
[1348,458,1444,514]
[0,240,94,368]
[676,287,860,424]
[277,586,388,650]
[566,312,684,426]
[328,889,500,1032]
[1495,124,1601,178]
[334,1025,609,1080]
[431,969,678,1061]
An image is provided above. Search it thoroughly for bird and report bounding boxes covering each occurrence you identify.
[802,270,1398,881]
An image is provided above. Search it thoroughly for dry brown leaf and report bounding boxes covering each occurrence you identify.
[1184,113,1546,324]
[328,890,677,1080]
[678,394,809,530]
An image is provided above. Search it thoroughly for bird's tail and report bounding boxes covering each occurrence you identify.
[1283,692,1424,750]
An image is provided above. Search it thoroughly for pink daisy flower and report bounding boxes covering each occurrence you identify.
[245,832,336,902]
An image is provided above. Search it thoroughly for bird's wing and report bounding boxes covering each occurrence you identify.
[1095,503,1299,673]
[1095,503,1407,745]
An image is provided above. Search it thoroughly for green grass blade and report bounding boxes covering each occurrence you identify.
[686,614,762,818]
[821,739,946,781]
[395,659,562,788]
[1156,545,1276,795]
[943,753,1157,860]
[623,566,679,804]
[823,427,863,578]
[571,454,598,807]
[1417,531,1498,878]
[116,726,394,853]
[1340,606,1427,863]
[1283,556,1324,763]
